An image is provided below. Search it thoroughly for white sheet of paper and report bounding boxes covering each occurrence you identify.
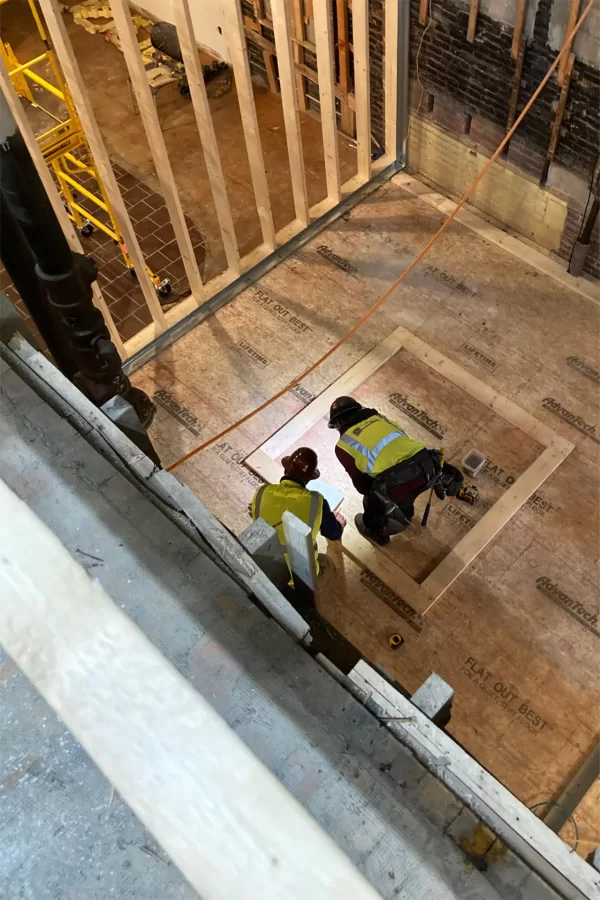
[307,477,344,512]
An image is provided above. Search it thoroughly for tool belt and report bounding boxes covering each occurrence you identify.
[371,448,442,498]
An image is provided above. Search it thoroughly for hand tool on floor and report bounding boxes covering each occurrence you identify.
[457,484,478,505]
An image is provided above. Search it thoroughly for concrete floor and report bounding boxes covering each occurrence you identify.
[0,357,545,900]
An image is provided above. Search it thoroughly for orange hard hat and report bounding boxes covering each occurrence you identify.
[282,447,320,483]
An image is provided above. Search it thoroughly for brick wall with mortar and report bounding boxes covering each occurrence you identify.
[406,0,599,277]
[243,0,598,278]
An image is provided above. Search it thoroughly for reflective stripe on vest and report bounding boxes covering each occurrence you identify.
[251,481,323,582]
[337,414,426,477]
[339,429,408,474]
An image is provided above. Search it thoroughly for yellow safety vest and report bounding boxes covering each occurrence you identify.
[251,479,323,583]
[337,414,426,477]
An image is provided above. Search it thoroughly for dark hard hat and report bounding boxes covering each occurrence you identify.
[282,447,320,482]
[328,396,362,428]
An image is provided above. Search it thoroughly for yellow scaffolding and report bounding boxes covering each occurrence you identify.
[1,0,171,298]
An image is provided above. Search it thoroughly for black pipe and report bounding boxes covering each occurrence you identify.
[0,191,77,376]
[579,195,599,246]
[0,93,156,431]
[0,94,156,428]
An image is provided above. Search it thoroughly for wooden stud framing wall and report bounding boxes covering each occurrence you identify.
[246,326,574,617]
[1,0,402,364]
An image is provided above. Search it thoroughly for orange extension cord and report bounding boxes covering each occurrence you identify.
[168,0,596,474]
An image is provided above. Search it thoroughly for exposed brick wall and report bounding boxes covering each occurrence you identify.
[369,0,385,146]
[241,0,599,278]
[406,0,599,277]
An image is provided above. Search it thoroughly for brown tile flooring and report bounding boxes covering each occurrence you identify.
[1,163,206,345]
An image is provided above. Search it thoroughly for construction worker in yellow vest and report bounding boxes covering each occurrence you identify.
[251,447,346,581]
[328,396,463,545]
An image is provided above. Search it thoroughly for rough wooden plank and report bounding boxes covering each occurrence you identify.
[350,661,599,900]
[420,444,573,611]
[384,0,399,158]
[313,0,343,204]
[37,0,167,331]
[271,0,310,225]
[557,0,580,84]
[506,37,526,132]
[352,0,371,181]
[223,0,277,250]
[511,0,528,60]
[0,477,382,900]
[109,0,206,303]
[466,0,480,42]
[0,58,125,358]
[174,0,241,275]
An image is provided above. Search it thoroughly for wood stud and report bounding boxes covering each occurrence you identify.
[37,0,168,331]
[384,0,400,160]
[291,0,308,110]
[173,0,241,275]
[271,0,310,226]
[352,0,372,182]
[557,0,580,84]
[467,0,480,42]
[108,0,206,304]
[313,0,343,203]
[511,0,528,60]
[336,0,355,136]
[28,0,382,361]
[222,0,277,251]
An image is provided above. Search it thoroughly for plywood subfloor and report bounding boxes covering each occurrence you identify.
[132,176,600,819]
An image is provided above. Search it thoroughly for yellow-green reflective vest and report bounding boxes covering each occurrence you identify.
[337,414,426,477]
[251,480,323,581]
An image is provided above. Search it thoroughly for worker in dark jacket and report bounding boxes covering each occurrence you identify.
[328,396,463,545]
[251,447,345,580]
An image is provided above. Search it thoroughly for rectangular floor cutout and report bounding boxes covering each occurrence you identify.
[245,326,574,617]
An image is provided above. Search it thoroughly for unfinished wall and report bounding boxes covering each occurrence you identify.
[405,0,600,276]
[243,0,599,276]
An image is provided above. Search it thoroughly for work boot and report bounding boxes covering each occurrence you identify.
[354,514,390,546]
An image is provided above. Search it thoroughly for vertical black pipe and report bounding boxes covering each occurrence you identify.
[0,92,156,430]
[0,191,77,377]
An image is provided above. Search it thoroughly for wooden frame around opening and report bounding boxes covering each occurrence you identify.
[245,326,574,618]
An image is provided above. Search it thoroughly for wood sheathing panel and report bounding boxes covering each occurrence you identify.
[134,181,600,817]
